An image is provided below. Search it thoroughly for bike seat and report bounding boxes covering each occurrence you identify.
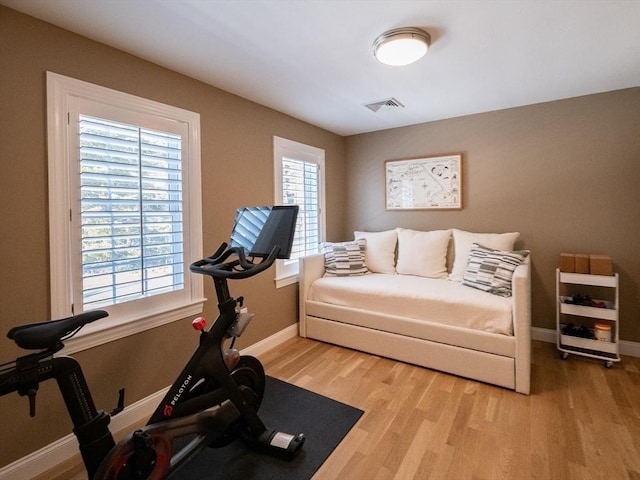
[7,310,108,350]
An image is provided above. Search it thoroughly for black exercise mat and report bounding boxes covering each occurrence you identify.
[170,376,363,479]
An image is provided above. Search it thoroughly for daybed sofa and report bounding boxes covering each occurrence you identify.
[299,228,532,394]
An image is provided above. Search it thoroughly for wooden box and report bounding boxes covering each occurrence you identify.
[559,253,575,273]
[574,254,590,274]
[589,254,613,276]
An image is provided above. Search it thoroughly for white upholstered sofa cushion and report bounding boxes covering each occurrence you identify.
[308,273,513,335]
[354,230,397,274]
[395,228,451,279]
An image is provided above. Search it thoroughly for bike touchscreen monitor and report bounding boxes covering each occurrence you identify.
[229,205,299,259]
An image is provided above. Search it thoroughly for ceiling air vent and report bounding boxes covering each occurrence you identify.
[363,97,405,113]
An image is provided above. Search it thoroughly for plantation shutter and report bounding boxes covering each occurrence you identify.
[78,115,184,309]
[282,157,320,259]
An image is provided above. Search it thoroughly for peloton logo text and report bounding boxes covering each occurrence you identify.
[163,374,192,417]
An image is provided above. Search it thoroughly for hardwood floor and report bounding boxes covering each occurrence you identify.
[261,338,640,480]
[42,339,640,479]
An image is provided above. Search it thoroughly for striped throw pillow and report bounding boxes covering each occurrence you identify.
[321,239,368,277]
[462,243,528,297]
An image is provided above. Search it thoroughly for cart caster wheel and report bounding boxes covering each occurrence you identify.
[604,361,613,369]
[560,352,569,360]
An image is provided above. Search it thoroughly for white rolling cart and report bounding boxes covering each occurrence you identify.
[556,268,620,368]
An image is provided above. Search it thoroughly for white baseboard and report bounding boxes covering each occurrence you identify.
[532,327,640,357]
[0,323,299,480]
[531,326,558,344]
[241,323,299,357]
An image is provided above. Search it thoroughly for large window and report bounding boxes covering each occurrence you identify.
[78,115,185,310]
[273,136,325,287]
[47,73,204,353]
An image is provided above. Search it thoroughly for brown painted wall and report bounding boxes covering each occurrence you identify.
[0,6,346,467]
[344,88,640,343]
[2,3,639,472]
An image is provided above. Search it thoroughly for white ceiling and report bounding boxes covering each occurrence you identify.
[2,0,639,136]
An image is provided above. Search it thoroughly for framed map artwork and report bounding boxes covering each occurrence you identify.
[385,154,462,210]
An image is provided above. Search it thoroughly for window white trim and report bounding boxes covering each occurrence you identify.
[47,72,204,352]
[273,136,325,288]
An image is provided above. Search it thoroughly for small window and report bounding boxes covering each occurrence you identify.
[47,72,204,353]
[273,137,325,287]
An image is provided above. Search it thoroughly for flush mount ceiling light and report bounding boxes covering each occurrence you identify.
[373,27,431,66]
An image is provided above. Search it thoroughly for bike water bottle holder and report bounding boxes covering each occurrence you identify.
[230,310,254,338]
[15,353,46,417]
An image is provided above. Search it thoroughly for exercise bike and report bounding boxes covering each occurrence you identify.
[0,205,304,479]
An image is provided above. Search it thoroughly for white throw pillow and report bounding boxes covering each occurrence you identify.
[354,230,397,273]
[395,228,451,278]
[449,229,520,282]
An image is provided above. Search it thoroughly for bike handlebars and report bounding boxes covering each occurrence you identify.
[189,243,281,280]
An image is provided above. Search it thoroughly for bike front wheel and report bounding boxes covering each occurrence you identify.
[207,355,265,448]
